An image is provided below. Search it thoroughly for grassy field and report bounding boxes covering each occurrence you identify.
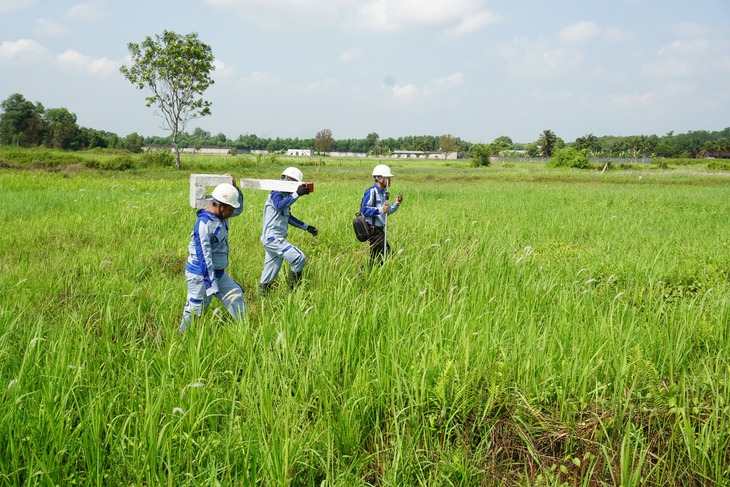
[1,154,729,485]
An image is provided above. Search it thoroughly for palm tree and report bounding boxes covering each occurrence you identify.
[538,130,557,157]
[575,133,600,155]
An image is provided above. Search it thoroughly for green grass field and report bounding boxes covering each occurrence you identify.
[1,155,729,486]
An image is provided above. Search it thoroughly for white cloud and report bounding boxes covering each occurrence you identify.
[532,89,572,102]
[204,0,353,27]
[204,0,498,34]
[0,38,50,63]
[496,36,583,77]
[558,21,601,44]
[351,0,499,35]
[429,72,463,90]
[448,11,499,37]
[34,18,71,37]
[608,91,657,105]
[389,83,419,102]
[603,27,634,43]
[0,0,35,15]
[662,82,695,98]
[340,48,364,63]
[56,49,119,77]
[306,78,337,92]
[64,0,111,22]
[241,71,284,87]
[644,38,730,78]
[213,59,236,78]
[386,71,463,102]
[673,21,714,39]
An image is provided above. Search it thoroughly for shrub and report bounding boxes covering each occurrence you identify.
[707,160,730,171]
[469,144,492,167]
[140,149,175,167]
[547,147,590,169]
[98,155,135,170]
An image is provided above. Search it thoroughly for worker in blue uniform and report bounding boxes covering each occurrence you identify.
[179,180,245,331]
[360,164,403,266]
[258,167,318,294]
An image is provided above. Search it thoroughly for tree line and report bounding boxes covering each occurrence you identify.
[2,92,729,159]
[0,93,145,153]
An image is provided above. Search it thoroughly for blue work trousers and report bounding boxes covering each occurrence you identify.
[179,270,246,331]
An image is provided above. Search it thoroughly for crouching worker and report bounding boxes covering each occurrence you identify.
[258,167,318,295]
[179,180,246,332]
[361,164,403,266]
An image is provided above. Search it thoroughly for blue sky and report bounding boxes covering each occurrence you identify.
[1,0,728,144]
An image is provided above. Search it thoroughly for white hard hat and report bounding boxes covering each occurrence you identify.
[372,164,393,178]
[281,167,303,182]
[211,183,241,208]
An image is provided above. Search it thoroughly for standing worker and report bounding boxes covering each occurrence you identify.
[360,164,403,266]
[179,178,246,332]
[258,167,318,295]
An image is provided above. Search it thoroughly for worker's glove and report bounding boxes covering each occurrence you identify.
[307,225,319,236]
[296,184,311,196]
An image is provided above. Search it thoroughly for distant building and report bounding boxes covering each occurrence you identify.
[391,150,458,160]
[329,151,368,158]
[181,146,232,155]
[286,149,312,157]
[142,145,233,155]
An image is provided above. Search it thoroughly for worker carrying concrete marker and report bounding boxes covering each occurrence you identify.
[258,167,318,295]
[179,176,246,331]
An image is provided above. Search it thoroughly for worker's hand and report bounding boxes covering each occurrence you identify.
[395,194,403,204]
[307,225,318,236]
[296,184,311,196]
[382,203,390,213]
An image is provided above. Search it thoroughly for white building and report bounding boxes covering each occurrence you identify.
[391,150,458,160]
[286,149,312,157]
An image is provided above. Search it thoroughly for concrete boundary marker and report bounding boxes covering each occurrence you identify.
[189,174,234,209]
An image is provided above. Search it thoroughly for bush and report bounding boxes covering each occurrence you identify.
[0,147,85,167]
[140,149,175,167]
[469,144,492,167]
[547,147,590,169]
[707,160,730,171]
[98,155,135,170]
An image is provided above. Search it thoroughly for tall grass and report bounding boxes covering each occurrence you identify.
[1,159,729,485]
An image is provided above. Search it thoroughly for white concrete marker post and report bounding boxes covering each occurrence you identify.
[189,174,314,209]
[189,174,234,209]
[238,178,313,193]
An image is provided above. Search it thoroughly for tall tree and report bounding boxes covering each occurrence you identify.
[314,128,333,153]
[0,93,44,146]
[574,133,600,154]
[538,129,558,157]
[365,132,380,153]
[491,136,513,152]
[469,143,493,167]
[439,134,458,153]
[120,30,215,169]
[44,107,79,149]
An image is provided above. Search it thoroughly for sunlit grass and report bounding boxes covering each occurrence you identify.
[1,160,729,485]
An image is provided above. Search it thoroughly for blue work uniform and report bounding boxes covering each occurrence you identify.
[179,189,245,331]
[361,183,400,264]
[259,190,312,285]
[361,183,399,228]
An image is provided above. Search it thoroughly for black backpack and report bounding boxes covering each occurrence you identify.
[352,213,371,242]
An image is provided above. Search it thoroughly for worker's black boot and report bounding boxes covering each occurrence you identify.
[288,271,303,290]
[258,282,273,296]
